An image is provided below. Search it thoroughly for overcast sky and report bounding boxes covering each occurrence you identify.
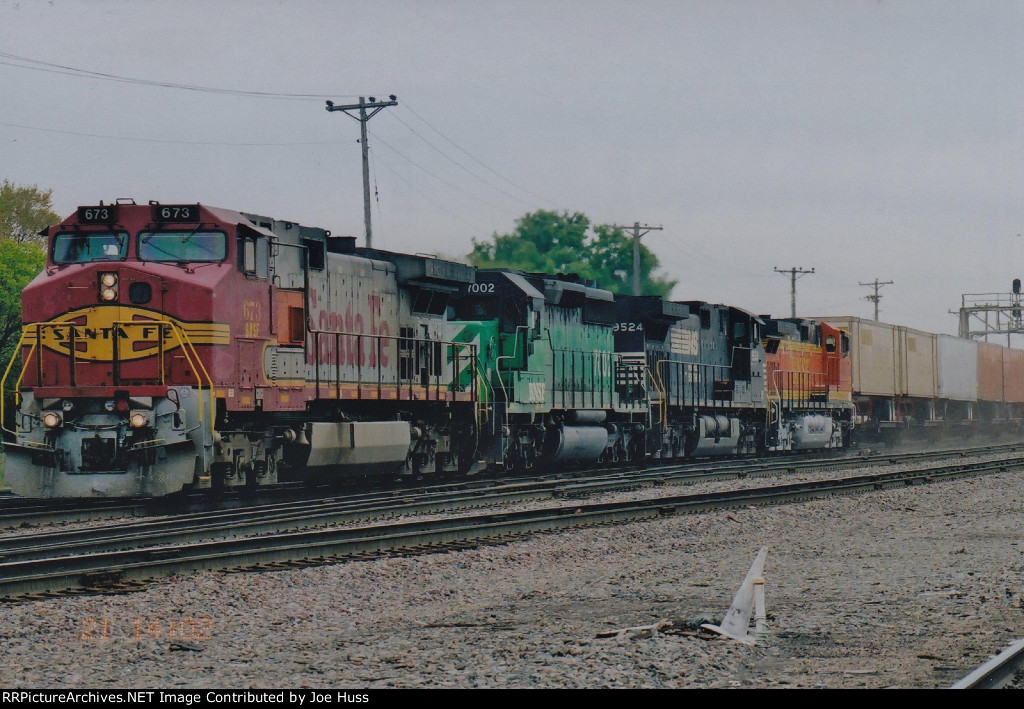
[1,0,1021,337]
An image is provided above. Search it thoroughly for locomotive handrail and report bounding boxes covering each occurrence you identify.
[2,319,217,439]
[651,355,668,425]
[14,327,39,402]
[494,324,528,408]
[655,358,733,412]
[308,328,478,405]
[0,329,34,437]
[549,347,623,411]
[766,367,829,410]
[647,360,667,424]
[162,321,217,438]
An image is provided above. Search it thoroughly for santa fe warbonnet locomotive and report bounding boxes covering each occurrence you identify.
[3,200,1021,498]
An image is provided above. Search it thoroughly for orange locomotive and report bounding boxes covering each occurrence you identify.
[761,318,853,451]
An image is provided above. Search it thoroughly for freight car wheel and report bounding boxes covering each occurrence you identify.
[452,421,480,475]
[210,462,231,491]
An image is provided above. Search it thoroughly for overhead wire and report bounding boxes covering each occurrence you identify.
[369,145,386,248]
[401,99,557,207]
[386,110,534,208]
[0,120,344,146]
[0,51,357,101]
[0,52,544,234]
[369,131,521,218]
[372,152,493,236]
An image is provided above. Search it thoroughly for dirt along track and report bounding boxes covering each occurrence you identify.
[2,445,1024,688]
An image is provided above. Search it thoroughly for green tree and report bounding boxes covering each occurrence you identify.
[0,181,53,366]
[0,238,45,365]
[0,180,59,246]
[0,183,53,445]
[468,210,676,297]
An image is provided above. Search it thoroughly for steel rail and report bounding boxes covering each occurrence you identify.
[5,446,1024,563]
[0,498,150,526]
[1,454,1021,600]
[3,441,1020,530]
[951,638,1024,689]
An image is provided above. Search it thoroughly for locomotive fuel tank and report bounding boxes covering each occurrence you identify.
[690,415,741,456]
[542,424,610,465]
[284,421,413,478]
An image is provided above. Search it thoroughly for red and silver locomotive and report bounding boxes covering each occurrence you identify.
[4,200,479,497]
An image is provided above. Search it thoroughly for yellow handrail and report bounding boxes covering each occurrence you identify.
[163,321,217,438]
[649,365,664,423]
[0,330,33,436]
[0,319,218,439]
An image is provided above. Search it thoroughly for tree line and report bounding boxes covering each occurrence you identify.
[466,209,675,298]
[0,181,53,365]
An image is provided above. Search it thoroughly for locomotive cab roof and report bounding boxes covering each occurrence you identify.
[680,301,765,325]
[761,317,819,343]
[613,294,691,322]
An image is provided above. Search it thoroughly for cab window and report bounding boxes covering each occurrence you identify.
[238,235,269,278]
[52,232,128,263]
[138,231,227,262]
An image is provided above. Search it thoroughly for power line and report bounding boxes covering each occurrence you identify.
[400,100,556,206]
[370,131,521,217]
[372,153,494,235]
[370,145,385,248]
[387,111,533,208]
[0,51,358,101]
[0,119,343,146]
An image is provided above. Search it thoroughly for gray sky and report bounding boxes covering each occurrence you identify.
[2,0,1021,336]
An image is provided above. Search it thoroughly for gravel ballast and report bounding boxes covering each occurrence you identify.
[3,461,1024,689]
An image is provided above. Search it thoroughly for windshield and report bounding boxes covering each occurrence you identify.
[138,231,227,262]
[52,232,128,264]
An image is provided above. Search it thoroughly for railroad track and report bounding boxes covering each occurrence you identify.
[1,441,1019,529]
[5,442,1023,563]
[951,638,1024,689]
[2,449,1022,601]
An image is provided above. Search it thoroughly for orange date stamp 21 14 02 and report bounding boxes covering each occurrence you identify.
[78,615,214,643]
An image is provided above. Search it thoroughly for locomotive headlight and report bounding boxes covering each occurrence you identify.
[129,411,149,429]
[98,272,118,302]
[42,412,62,429]
[104,400,116,412]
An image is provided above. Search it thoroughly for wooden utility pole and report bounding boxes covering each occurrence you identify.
[774,266,815,318]
[859,279,894,321]
[325,95,398,249]
[610,222,663,295]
